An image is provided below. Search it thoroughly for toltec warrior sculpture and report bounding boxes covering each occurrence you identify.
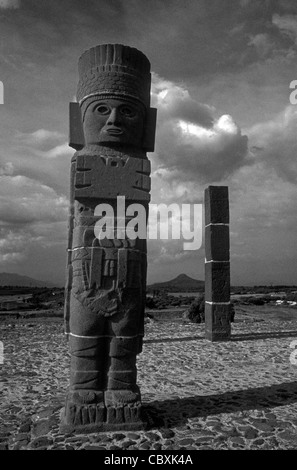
[60,44,156,432]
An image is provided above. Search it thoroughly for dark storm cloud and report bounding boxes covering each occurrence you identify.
[1,0,294,134]
[1,0,297,284]
[0,0,289,86]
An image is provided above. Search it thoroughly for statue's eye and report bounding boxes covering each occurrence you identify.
[120,106,136,117]
[96,105,110,115]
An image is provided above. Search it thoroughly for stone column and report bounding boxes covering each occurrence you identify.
[204,186,231,341]
[60,44,157,433]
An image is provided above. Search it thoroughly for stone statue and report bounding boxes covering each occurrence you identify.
[60,44,157,432]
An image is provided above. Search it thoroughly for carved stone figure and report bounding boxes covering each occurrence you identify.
[60,44,156,432]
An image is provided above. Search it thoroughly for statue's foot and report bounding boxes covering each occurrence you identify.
[61,389,105,431]
[69,389,104,405]
[105,386,141,407]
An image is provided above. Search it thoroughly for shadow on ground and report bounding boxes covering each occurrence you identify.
[231,331,297,341]
[143,381,297,428]
[144,335,204,344]
[144,330,297,344]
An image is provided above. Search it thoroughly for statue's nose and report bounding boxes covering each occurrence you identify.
[107,108,121,126]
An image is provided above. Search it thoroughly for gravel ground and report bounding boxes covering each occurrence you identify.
[1,308,297,450]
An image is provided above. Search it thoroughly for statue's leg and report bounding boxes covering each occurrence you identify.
[69,334,106,393]
[62,295,107,430]
[104,297,143,407]
[105,336,141,406]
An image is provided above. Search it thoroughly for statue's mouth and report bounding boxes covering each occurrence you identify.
[106,128,123,136]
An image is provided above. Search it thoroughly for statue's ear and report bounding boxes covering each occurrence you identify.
[69,102,85,150]
[143,107,157,152]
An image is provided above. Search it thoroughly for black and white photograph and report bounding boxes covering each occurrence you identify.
[0,0,297,455]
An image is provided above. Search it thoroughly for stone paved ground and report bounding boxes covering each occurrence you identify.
[1,307,297,450]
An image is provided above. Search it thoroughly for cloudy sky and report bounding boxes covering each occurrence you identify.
[0,0,297,286]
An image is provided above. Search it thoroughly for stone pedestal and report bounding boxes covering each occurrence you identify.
[204,186,231,341]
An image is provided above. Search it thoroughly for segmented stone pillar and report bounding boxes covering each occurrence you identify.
[60,44,157,433]
[204,186,231,341]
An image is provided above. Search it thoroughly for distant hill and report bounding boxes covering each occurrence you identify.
[148,274,204,293]
[0,272,57,288]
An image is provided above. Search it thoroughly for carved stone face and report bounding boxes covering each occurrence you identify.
[83,98,145,148]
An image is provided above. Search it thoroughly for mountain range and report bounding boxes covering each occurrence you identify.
[0,272,58,288]
[0,271,203,292]
[148,274,204,292]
